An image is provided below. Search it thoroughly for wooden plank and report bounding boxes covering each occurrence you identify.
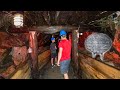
[9,28,29,33]
[38,50,50,70]
[79,53,120,79]
[23,67,31,79]
[38,50,50,63]
[38,58,50,70]
[80,60,108,79]
[11,63,31,79]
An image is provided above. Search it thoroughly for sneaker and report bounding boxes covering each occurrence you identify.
[52,64,54,68]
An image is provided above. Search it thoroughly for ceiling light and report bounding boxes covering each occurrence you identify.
[13,13,23,28]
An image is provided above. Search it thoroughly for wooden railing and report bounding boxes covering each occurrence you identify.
[79,52,120,79]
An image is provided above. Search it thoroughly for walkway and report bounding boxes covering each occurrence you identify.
[39,62,77,79]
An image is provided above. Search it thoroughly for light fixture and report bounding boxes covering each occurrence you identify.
[28,47,32,53]
[80,33,83,35]
[13,13,23,28]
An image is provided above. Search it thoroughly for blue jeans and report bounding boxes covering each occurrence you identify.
[60,59,70,74]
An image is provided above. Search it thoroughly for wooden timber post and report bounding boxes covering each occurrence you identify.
[72,29,80,78]
[29,31,38,79]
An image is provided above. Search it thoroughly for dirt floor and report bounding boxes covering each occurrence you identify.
[39,62,77,79]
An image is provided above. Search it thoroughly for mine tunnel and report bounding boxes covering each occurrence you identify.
[0,11,120,79]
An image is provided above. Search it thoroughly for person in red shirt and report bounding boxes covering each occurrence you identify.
[57,29,71,79]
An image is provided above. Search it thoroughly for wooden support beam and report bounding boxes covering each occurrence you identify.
[29,31,38,79]
[9,28,29,33]
[72,29,80,77]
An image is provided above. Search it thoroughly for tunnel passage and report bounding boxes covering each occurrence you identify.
[37,31,78,79]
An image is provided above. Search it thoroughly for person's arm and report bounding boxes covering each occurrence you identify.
[54,43,57,49]
[55,46,57,49]
[57,47,63,66]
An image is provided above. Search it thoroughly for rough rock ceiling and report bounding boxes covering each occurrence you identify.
[24,11,116,27]
[0,11,116,33]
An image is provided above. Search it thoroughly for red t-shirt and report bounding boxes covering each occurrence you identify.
[58,39,71,61]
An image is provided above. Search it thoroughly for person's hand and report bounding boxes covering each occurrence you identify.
[57,61,60,66]
[55,46,57,49]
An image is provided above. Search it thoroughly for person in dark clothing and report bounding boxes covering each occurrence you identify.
[50,37,57,68]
